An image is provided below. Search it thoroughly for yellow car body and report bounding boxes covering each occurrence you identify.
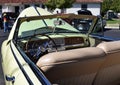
[1,7,52,85]
[1,6,119,85]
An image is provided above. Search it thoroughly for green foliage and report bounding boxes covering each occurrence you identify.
[102,0,120,14]
[44,0,56,10]
[110,0,120,13]
[102,0,110,14]
[44,0,75,10]
[107,19,120,24]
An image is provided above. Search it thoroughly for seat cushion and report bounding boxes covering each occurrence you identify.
[36,47,105,84]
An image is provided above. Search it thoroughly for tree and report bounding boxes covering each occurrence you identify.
[101,0,111,15]
[44,0,75,12]
[110,0,120,13]
[102,0,120,14]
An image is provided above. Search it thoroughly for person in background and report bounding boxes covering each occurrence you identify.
[0,18,3,29]
[3,13,9,32]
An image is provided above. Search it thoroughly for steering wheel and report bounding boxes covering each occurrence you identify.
[26,34,57,59]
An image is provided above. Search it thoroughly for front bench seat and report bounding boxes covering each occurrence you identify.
[36,47,105,85]
[94,40,120,85]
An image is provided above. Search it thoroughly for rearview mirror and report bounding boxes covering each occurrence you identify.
[54,20,65,26]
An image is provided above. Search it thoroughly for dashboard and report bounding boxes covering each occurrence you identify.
[24,37,85,52]
[19,36,88,62]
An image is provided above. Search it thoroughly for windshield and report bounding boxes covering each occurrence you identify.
[17,14,97,38]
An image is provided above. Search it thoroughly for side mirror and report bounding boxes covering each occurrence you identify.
[97,15,106,28]
[97,15,104,28]
[92,15,104,36]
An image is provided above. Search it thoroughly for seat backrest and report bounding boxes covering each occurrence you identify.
[36,47,105,85]
[94,41,120,85]
[97,41,120,54]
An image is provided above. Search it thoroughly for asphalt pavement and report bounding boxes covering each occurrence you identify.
[104,27,120,40]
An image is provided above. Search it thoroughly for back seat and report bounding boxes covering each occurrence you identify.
[94,41,120,85]
[36,47,105,85]
[36,40,120,85]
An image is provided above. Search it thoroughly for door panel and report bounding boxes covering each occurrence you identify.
[2,41,41,85]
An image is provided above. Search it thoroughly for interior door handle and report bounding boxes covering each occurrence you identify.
[5,75,15,83]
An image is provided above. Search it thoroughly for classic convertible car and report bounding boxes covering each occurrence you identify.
[1,6,120,85]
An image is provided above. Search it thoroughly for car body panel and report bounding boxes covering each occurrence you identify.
[1,40,42,85]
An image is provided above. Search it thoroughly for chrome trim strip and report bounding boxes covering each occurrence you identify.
[10,41,34,85]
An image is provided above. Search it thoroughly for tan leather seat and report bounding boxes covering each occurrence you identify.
[94,41,120,85]
[36,47,105,85]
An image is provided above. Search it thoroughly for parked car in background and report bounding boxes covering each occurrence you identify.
[77,9,106,28]
[106,10,119,20]
[1,7,119,85]
[77,9,92,15]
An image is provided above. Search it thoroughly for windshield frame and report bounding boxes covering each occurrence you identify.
[13,14,98,41]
